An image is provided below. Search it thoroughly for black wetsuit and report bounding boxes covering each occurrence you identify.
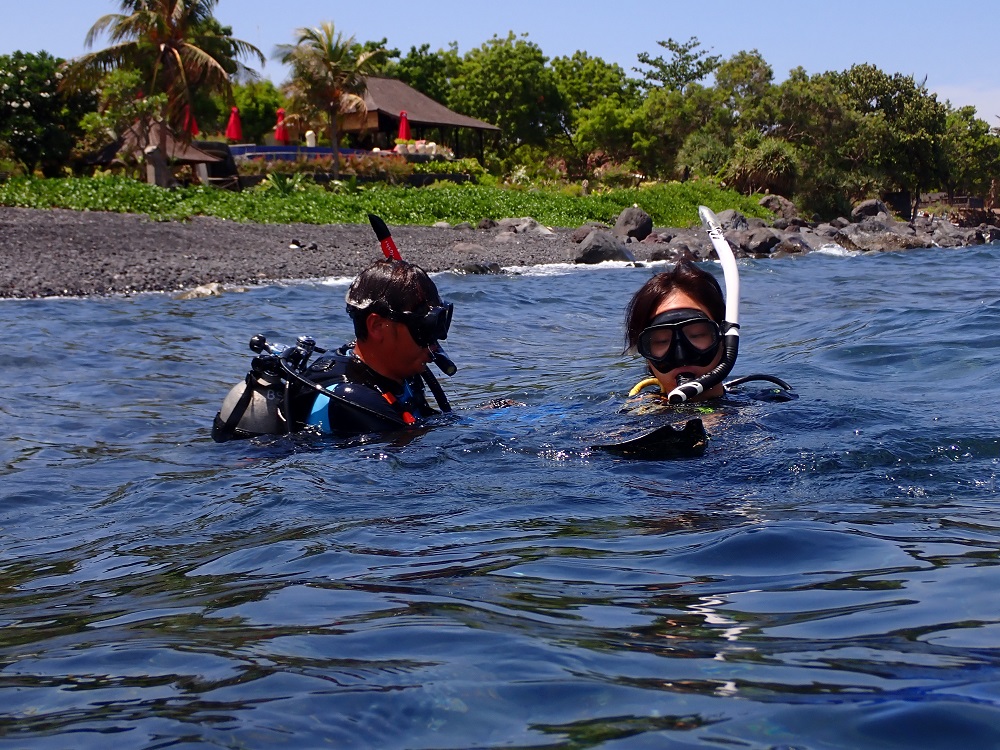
[294,345,437,434]
[212,344,439,441]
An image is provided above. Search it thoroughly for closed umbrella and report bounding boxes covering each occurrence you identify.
[274,107,289,145]
[225,106,242,142]
[398,110,411,141]
[183,104,199,137]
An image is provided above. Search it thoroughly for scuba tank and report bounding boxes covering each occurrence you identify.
[212,334,317,442]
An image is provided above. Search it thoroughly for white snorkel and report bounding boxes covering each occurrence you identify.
[667,206,741,404]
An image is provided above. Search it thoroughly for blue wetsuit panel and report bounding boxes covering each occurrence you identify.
[308,394,332,433]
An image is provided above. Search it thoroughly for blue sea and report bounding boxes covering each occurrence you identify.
[3,244,1000,749]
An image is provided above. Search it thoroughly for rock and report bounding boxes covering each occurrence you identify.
[453,221,473,230]
[575,230,636,264]
[771,235,811,257]
[175,282,243,299]
[715,209,750,232]
[835,223,930,252]
[726,227,781,256]
[497,217,554,236]
[851,199,891,222]
[569,222,610,243]
[454,261,503,274]
[613,206,654,241]
[759,194,799,219]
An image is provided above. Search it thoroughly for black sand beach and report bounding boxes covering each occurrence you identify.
[0,207,610,298]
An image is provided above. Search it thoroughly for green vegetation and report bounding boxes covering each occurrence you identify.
[4,2,1000,221]
[0,175,768,227]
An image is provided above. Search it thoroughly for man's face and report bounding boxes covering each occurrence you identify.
[381,318,433,380]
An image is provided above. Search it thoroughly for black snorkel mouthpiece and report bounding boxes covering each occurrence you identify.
[667,206,741,405]
[430,343,457,377]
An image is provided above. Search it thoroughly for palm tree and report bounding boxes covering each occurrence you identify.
[67,0,264,134]
[274,22,382,178]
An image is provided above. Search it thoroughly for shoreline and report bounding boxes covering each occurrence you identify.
[3,203,994,299]
[0,207,606,299]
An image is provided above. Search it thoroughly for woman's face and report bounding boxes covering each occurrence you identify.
[645,290,725,399]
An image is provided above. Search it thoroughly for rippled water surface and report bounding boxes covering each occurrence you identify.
[3,245,1000,749]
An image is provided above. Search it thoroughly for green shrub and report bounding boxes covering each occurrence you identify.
[0,174,770,227]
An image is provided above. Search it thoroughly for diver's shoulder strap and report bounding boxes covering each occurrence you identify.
[213,373,257,442]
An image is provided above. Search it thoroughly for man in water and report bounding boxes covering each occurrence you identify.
[212,258,454,441]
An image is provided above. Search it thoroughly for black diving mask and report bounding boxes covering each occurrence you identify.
[385,302,454,347]
[637,308,721,372]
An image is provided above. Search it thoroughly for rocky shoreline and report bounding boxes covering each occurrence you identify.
[1,197,995,299]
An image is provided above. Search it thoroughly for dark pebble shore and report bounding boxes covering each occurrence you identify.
[0,207,606,299]
[5,200,994,299]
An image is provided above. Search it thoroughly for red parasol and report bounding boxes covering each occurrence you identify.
[398,110,411,141]
[183,104,199,136]
[274,107,289,145]
[225,106,242,141]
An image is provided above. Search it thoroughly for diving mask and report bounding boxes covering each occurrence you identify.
[637,308,721,372]
[385,302,454,347]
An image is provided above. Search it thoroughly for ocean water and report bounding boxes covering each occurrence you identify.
[2,244,1000,749]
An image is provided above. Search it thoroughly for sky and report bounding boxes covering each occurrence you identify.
[3,0,998,121]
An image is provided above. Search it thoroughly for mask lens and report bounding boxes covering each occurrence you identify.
[679,320,719,352]
[639,328,674,360]
[637,310,720,369]
[401,302,453,347]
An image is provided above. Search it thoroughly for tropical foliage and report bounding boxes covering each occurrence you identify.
[274,22,382,178]
[5,5,1000,220]
[65,0,264,133]
[0,175,768,227]
[0,51,95,176]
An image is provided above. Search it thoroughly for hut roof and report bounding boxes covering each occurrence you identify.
[356,76,499,132]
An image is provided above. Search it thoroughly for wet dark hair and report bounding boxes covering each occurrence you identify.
[346,259,441,341]
[624,260,725,352]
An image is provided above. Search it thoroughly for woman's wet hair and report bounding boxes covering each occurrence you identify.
[624,260,725,352]
[346,259,441,341]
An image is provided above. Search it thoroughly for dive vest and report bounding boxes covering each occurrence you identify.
[212,345,439,442]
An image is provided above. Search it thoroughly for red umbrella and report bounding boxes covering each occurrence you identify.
[183,104,199,136]
[274,107,289,145]
[225,106,242,142]
[398,110,411,141]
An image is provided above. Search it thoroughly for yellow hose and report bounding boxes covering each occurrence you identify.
[628,377,662,397]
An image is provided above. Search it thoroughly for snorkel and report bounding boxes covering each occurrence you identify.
[666,206,741,404]
[366,213,458,379]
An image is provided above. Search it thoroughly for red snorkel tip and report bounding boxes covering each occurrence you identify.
[367,213,403,261]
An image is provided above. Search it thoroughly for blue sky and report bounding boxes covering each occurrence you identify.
[4,0,998,121]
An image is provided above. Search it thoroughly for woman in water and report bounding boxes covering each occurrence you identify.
[623,260,729,402]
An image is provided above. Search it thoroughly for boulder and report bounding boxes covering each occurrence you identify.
[759,194,799,219]
[835,223,930,252]
[454,261,503,274]
[724,227,780,256]
[569,222,610,243]
[613,206,654,241]
[497,217,554,236]
[575,230,636,264]
[851,199,891,222]
[770,235,811,257]
[715,209,750,232]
